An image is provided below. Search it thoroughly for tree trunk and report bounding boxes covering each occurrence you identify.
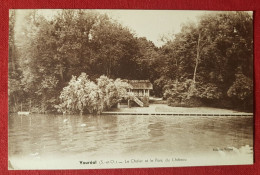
[107,57,111,77]
[11,39,16,71]
[60,66,63,82]
[10,10,16,72]
[193,32,201,83]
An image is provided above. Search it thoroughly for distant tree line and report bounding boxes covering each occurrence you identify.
[8,10,253,113]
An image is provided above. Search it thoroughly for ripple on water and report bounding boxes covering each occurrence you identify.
[8,114,253,162]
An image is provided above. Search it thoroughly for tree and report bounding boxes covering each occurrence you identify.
[57,73,101,115]
[90,16,139,79]
[227,67,253,111]
[57,73,130,115]
[11,10,136,112]
[9,10,253,113]
[161,12,253,110]
[8,10,20,112]
[133,37,160,80]
[97,75,131,110]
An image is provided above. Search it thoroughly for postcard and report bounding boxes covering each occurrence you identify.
[8,9,253,169]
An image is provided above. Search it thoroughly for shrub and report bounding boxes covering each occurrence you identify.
[97,75,131,110]
[57,73,130,114]
[57,73,101,114]
[227,71,253,111]
[164,79,222,107]
[227,72,253,101]
[163,79,194,105]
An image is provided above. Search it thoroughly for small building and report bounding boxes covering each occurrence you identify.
[127,80,153,98]
[118,80,153,108]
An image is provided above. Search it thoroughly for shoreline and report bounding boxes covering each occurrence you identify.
[102,112,253,116]
[103,104,253,116]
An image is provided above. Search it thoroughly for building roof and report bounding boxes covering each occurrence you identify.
[127,80,153,90]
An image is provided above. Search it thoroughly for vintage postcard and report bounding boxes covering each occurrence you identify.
[8,9,253,169]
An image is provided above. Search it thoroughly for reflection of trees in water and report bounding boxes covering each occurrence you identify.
[8,114,253,159]
[57,115,76,152]
[147,116,204,155]
[85,115,121,155]
[9,114,63,156]
[58,115,103,154]
[28,115,67,154]
[115,115,151,154]
[148,120,165,138]
[120,116,150,137]
[8,115,25,156]
[189,116,253,149]
[84,115,153,155]
[9,115,37,155]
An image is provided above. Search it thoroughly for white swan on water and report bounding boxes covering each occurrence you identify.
[31,152,39,156]
[63,119,69,123]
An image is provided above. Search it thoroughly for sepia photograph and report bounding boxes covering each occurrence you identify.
[8,9,254,169]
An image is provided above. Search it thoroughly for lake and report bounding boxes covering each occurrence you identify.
[8,114,253,169]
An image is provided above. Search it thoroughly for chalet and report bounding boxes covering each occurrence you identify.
[119,80,153,108]
[127,80,153,98]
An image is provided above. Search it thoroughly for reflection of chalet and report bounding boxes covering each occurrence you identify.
[119,80,153,108]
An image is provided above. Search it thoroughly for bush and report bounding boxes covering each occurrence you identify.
[164,79,222,107]
[97,75,131,110]
[163,79,194,105]
[227,71,253,111]
[56,73,131,115]
[57,73,101,114]
[227,72,253,101]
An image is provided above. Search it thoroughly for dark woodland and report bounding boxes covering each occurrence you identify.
[8,10,253,114]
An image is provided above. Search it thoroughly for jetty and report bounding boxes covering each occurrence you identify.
[102,111,253,116]
[18,111,30,115]
[102,104,253,116]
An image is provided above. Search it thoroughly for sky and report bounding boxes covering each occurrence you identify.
[98,10,208,46]
[14,10,225,47]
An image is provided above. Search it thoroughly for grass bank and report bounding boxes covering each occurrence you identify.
[108,103,252,114]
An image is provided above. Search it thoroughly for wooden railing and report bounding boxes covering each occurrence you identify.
[133,96,144,107]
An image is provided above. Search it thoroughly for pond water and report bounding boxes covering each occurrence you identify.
[8,114,253,169]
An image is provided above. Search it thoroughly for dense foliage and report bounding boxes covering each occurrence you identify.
[9,10,253,113]
[57,73,130,114]
[160,12,253,111]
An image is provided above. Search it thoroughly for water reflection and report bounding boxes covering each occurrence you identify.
[9,114,253,162]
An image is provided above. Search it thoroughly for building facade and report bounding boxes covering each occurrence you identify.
[118,80,153,108]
